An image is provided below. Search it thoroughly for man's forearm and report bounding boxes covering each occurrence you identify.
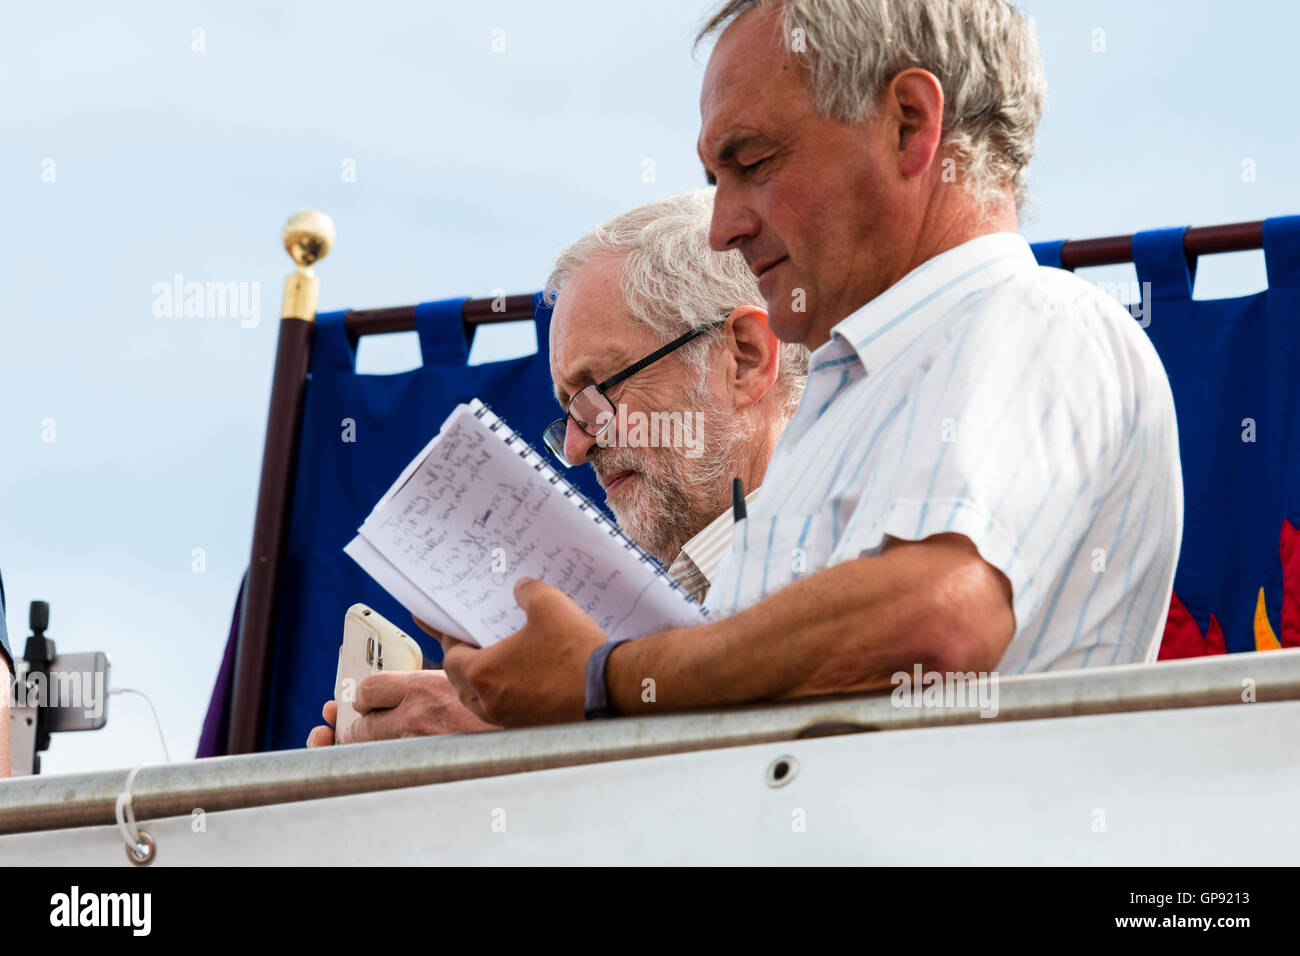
[606,535,1013,715]
[606,557,918,714]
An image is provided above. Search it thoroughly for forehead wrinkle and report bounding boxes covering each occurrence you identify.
[554,351,634,407]
[700,11,806,158]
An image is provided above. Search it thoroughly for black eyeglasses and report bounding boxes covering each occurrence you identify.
[543,319,725,467]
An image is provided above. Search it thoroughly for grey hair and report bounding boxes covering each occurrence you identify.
[696,0,1047,210]
[544,188,808,419]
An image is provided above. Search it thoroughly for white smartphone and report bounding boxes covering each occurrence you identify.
[333,603,423,744]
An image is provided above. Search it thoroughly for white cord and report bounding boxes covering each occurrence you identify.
[114,763,147,848]
[109,686,171,763]
[114,763,156,864]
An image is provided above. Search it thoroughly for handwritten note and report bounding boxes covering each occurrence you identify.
[353,403,705,648]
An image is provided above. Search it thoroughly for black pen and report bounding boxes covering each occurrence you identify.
[732,477,747,523]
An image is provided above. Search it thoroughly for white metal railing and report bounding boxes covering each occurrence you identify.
[1,648,1297,835]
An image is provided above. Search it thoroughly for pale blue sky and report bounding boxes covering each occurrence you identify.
[2,0,1295,774]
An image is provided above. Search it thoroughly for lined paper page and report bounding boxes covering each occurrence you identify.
[353,403,706,648]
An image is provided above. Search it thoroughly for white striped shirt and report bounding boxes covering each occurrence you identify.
[704,232,1183,673]
[667,491,759,602]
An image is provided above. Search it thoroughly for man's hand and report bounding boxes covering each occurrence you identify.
[305,670,498,747]
[306,700,338,748]
[348,670,498,741]
[438,577,608,727]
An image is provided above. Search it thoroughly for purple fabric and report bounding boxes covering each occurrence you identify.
[196,574,245,758]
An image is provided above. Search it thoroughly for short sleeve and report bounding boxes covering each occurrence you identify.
[837,277,1132,628]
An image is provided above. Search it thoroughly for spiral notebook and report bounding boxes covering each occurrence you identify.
[344,400,709,648]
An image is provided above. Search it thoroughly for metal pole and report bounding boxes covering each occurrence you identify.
[1058,219,1264,269]
[12,647,1300,834]
[227,212,334,754]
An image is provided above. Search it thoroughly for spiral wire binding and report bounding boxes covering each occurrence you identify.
[473,401,708,616]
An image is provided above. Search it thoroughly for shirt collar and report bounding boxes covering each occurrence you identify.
[823,232,1037,375]
[674,490,760,582]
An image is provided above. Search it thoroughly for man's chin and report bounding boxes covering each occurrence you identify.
[766,306,812,346]
[606,485,660,552]
[605,481,642,529]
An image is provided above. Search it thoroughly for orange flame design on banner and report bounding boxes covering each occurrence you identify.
[1159,518,1300,659]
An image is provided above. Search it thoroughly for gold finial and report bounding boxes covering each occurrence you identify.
[282,210,336,273]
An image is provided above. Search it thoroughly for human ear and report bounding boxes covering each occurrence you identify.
[726,306,781,409]
[885,68,945,180]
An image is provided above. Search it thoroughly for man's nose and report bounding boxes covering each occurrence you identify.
[563,416,599,466]
[708,184,757,253]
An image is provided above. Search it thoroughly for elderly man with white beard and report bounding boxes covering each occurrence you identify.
[307,190,807,744]
[542,190,806,595]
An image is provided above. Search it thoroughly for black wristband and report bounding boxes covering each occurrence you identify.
[584,638,633,720]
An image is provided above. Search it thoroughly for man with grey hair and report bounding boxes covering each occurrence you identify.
[431,0,1183,729]
[308,189,806,744]
[543,188,807,584]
